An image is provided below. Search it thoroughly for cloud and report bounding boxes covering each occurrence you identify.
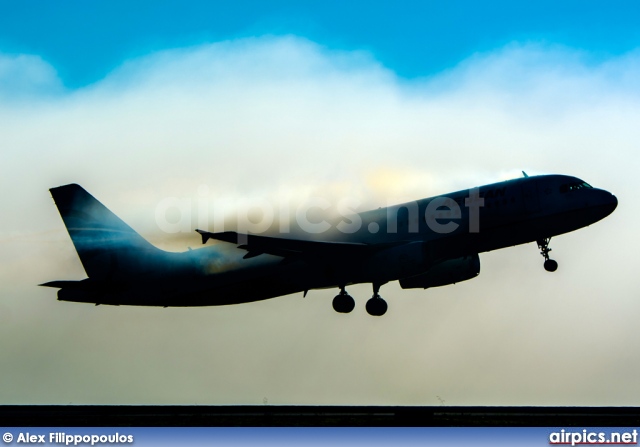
[0,36,639,404]
[0,53,64,101]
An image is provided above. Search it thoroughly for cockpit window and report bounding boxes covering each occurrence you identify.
[560,182,592,193]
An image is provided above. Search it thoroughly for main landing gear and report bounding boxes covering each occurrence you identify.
[366,283,388,317]
[537,237,558,272]
[332,286,355,313]
[332,284,388,316]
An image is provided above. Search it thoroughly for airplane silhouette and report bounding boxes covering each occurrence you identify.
[41,174,617,316]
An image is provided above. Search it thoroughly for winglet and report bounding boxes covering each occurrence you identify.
[522,171,529,178]
[242,251,263,259]
[195,229,211,245]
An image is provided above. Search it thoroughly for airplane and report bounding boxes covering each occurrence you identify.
[40,173,617,316]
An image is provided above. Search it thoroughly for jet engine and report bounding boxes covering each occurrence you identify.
[399,254,480,289]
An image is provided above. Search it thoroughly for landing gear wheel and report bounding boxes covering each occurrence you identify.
[332,293,355,313]
[544,259,558,272]
[537,237,558,273]
[366,295,388,316]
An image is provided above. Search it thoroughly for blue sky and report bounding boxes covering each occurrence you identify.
[2,0,640,87]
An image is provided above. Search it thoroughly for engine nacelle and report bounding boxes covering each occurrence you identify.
[399,254,480,289]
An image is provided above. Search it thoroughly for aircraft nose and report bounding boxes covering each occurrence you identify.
[601,191,618,217]
[609,193,618,212]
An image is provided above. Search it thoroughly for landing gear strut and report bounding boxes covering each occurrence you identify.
[537,238,558,272]
[366,283,388,316]
[332,286,355,313]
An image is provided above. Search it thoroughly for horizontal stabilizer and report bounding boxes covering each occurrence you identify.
[39,278,119,292]
[40,280,87,289]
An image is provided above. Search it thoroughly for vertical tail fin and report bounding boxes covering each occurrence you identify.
[50,184,164,280]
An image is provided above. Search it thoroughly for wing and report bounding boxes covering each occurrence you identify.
[195,229,401,259]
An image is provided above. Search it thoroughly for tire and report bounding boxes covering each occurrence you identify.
[366,297,387,316]
[544,259,558,272]
[333,294,355,313]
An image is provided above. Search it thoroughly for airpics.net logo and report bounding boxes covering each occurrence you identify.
[2,432,133,446]
[549,429,638,446]
[154,186,486,236]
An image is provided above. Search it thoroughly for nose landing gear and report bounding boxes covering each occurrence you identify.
[537,238,558,272]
